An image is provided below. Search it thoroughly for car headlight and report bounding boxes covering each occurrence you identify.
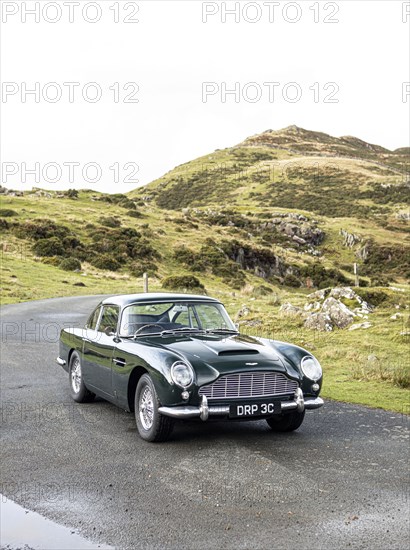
[301,356,322,381]
[171,361,194,388]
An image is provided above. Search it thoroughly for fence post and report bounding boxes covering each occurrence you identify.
[143,273,149,293]
[353,263,359,287]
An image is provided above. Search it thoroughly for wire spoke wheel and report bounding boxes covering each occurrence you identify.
[139,385,154,430]
[71,357,82,394]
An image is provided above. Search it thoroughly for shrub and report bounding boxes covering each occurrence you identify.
[41,256,64,266]
[127,210,142,218]
[99,216,121,228]
[0,219,9,230]
[355,289,389,307]
[59,257,82,271]
[129,260,158,277]
[283,274,301,288]
[33,237,65,257]
[299,263,350,288]
[90,254,121,271]
[162,275,205,292]
[15,219,70,240]
[0,209,18,217]
[253,284,273,296]
[65,189,78,199]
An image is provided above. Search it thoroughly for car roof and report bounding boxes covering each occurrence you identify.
[101,293,222,307]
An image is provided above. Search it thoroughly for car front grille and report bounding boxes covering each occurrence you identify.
[198,372,298,400]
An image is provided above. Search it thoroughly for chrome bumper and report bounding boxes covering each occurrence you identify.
[158,389,324,421]
[56,356,66,366]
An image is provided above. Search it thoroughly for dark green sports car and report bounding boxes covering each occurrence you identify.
[57,293,324,441]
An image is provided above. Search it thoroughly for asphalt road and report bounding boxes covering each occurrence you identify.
[1,296,409,550]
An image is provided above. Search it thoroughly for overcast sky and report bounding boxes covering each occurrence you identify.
[1,0,409,192]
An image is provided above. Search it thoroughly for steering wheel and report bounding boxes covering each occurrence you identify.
[134,324,164,335]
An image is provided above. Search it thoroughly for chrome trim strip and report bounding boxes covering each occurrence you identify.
[56,357,66,366]
[158,404,230,419]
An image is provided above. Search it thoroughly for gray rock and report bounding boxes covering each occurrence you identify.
[304,312,333,332]
[349,322,372,331]
[279,303,305,316]
[321,297,355,328]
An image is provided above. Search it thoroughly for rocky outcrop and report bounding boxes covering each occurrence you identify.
[259,213,325,248]
[340,229,361,248]
[302,287,372,331]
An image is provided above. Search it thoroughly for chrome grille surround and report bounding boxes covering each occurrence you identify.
[198,371,298,400]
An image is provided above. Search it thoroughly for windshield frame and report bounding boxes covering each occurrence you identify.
[119,300,236,337]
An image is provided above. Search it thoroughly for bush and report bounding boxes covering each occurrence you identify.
[355,289,389,307]
[15,219,70,240]
[33,237,65,257]
[41,256,64,266]
[283,274,301,288]
[90,254,121,271]
[99,216,121,228]
[65,189,78,199]
[299,263,350,288]
[0,218,9,230]
[253,284,273,296]
[162,275,205,292]
[129,260,158,277]
[0,209,18,217]
[127,210,142,218]
[59,257,82,271]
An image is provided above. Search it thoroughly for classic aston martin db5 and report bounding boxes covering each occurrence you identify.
[57,293,324,441]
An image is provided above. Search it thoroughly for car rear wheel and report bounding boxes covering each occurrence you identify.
[135,374,174,442]
[266,410,305,432]
[69,351,95,403]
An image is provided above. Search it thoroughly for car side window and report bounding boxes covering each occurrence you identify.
[86,306,102,330]
[97,306,120,334]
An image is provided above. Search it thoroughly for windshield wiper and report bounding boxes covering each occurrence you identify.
[205,328,239,334]
[160,328,206,336]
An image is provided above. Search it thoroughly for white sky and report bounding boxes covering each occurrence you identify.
[1,0,409,192]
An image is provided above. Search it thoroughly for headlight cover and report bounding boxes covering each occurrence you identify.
[171,361,194,388]
[301,355,322,381]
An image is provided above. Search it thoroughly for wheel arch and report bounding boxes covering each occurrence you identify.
[127,366,149,411]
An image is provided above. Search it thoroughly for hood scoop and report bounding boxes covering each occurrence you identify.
[218,349,259,356]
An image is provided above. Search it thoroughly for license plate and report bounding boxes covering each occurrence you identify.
[229,401,280,418]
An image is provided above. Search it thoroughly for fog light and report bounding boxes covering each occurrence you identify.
[181,390,189,400]
[312,383,320,392]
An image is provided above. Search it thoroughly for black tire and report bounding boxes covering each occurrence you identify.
[266,410,305,432]
[68,351,95,403]
[135,374,174,442]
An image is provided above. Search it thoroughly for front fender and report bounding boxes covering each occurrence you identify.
[261,339,323,396]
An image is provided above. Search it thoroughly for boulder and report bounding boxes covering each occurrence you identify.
[321,297,355,328]
[304,312,333,332]
[279,303,305,317]
[348,322,372,331]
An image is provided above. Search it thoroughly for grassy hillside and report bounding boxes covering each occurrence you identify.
[1,126,409,413]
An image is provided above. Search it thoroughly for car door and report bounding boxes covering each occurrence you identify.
[82,304,119,398]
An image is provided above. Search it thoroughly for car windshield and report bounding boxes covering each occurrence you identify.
[120,301,236,337]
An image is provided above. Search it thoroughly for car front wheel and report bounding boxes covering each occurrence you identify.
[135,374,174,442]
[69,351,95,403]
[266,410,305,432]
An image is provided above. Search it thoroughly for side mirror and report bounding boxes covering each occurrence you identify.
[234,323,240,331]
